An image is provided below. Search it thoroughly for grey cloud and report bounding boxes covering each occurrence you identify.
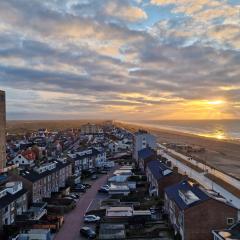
[0,0,239,119]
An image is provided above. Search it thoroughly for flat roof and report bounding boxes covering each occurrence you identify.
[106,207,133,217]
[133,210,151,216]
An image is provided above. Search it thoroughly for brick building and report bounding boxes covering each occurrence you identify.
[11,159,72,203]
[164,180,238,240]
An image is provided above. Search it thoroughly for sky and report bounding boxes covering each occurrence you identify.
[0,0,239,120]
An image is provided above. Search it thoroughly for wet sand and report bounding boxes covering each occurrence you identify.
[117,122,240,180]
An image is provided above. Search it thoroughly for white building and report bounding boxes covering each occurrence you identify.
[80,123,103,135]
[12,154,34,166]
[133,130,157,162]
[0,182,28,230]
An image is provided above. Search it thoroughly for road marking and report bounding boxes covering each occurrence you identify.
[86,199,94,213]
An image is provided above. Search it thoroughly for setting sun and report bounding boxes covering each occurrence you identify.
[207,100,225,105]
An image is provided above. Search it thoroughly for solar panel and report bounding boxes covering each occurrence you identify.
[179,189,200,205]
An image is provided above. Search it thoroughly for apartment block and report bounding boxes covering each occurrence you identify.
[133,130,156,162]
[0,181,28,232]
[11,159,72,203]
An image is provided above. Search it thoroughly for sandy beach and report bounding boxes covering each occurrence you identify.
[117,121,240,180]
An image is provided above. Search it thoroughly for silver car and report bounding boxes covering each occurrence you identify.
[84,215,100,223]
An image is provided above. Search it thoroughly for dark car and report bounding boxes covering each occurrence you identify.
[71,186,86,192]
[88,168,97,174]
[91,174,98,180]
[103,166,111,171]
[98,187,109,194]
[99,170,108,174]
[80,227,96,239]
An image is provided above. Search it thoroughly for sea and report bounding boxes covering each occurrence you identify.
[128,119,240,141]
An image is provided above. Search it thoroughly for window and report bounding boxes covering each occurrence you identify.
[4,206,8,213]
[227,218,234,225]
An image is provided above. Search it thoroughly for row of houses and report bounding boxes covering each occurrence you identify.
[133,130,239,240]
[10,159,72,203]
[0,124,133,239]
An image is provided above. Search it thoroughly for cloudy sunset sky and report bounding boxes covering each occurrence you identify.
[0,0,239,120]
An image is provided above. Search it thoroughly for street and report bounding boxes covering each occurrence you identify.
[54,171,113,240]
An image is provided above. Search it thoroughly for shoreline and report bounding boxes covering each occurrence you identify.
[119,121,240,144]
[117,121,240,145]
[116,121,240,180]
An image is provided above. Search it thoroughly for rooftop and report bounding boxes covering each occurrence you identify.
[165,180,210,210]
[138,147,155,160]
[99,223,126,240]
[147,160,172,180]
[106,207,133,217]
[113,169,132,176]
[134,129,148,135]
[19,159,71,182]
[0,187,27,209]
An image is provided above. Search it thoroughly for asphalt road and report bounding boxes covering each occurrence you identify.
[54,171,114,240]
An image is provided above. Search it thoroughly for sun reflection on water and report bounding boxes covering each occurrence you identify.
[199,129,227,140]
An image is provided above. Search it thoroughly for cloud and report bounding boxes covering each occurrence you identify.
[105,1,147,22]
[0,0,239,120]
[150,0,240,50]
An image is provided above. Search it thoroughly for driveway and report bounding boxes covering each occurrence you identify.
[54,169,115,240]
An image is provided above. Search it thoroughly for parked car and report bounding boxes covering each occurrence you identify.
[80,227,96,239]
[69,193,80,199]
[71,187,86,193]
[89,168,97,174]
[84,215,101,223]
[63,197,77,203]
[82,183,91,189]
[76,183,86,189]
[103,166,111,171]
[99,170,108,174]
[91,174,98,180]
[98,187,109,194]
[102,184,110,190]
